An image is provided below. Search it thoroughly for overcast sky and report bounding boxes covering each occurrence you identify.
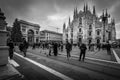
[0,0,120,39]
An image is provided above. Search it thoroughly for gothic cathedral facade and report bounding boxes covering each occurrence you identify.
[63,4,116,45]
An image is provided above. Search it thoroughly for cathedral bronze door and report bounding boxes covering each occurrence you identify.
[88,39,92,44]
[79,38,82,44]
[97,39,100,44]
[27,29,34,44]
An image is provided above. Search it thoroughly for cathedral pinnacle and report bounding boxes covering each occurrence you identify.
[105,9,108,17]
[83,3,86,12]
[86,2,88,11]
[102,9,104,17]
[73,8,76,19]
[68,17,71,25]
[93,5,96,15]
[63,22,66,31]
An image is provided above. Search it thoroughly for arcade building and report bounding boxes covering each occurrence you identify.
[17,19,40,44]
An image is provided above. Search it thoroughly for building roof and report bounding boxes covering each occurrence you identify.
[40,30,62,35]
[18,19,40,28]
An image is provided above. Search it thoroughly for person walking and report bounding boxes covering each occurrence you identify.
[19,42,23,52]
[79,43,87,61]
[106,41,111,55]
[48,43,52,56]
[7,39,14,59]
[65,41,72,60]
[53,42,58,56]
[96,43,101,51]
[22,38,29,57]
[61,42,63,52]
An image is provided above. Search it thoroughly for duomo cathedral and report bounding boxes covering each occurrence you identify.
[63,4,116,45]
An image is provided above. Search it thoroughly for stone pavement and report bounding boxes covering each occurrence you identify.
[62,46,113,61]
[114,48,120,58]
[0,63,23,80]
[27,46,115,62]
[14,47,120,80]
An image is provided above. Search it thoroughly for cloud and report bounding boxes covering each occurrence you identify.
[0,0,120,38]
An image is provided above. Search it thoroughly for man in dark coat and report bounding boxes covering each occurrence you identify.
[106,41,111,55]
[65,41,72,60]
[22,38,29,57]
[7,39,14,59]
[61,43,63,52]
[79,43,87,61]
[53,42,58,56]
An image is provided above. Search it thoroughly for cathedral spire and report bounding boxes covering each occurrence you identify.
[93,5,96,15]
[68,17,71,25]
[105,9,108,17]
[83,3,86,12]
[102,9,104,17]
[86,2,88,11]
[73,8,76,19]
[112,18,115,25]
[75,7,78,18]
[63,22,66,32]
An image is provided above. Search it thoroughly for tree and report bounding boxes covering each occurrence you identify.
[11,18,23,42]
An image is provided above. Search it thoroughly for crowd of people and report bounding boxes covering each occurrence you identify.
[7,38,118,62]
[7,38,29,59]
[31,42,64,57]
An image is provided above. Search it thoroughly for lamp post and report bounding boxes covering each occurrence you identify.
[71,27,73,45]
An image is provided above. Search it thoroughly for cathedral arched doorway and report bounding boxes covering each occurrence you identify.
[88,39,92,44]
[78,38,82,44]
[27,29,34,44]
[97,39,100,44]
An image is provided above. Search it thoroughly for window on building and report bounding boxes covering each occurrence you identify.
[36,38,39,43]
[89,32,92,36]
[36,31,38,34]
[89,25,92,29]
[97,31,100,35]
[79,28,81,32]
[88,39,91,44]
[22,28,26,32]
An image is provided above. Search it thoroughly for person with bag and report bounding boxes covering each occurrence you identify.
[78,43,87,61]
[48,43,53,56]
[7,39,14,59]
[65,41,72,60]
[22,38,29,57]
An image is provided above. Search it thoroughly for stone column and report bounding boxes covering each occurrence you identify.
[0,8,9,66]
